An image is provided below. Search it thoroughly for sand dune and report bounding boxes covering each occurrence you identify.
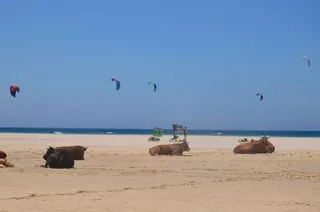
[0,134,319,212]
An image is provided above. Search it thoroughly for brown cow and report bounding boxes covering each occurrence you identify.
[0,159,14,168]
[149,141,190,156]
[0,150,7,159]
[233,137,275,154]
[49,145,88,160]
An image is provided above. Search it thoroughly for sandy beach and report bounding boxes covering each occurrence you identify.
[0,134,320,212]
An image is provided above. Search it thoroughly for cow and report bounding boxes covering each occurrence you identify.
[42,147,75,169]
[0,159,14,168]
[0,150,7,159]
[48,145,87,160]
[149,141,190,156]
[233,137,275,154]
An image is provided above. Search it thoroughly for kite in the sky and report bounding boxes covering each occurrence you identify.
[10,85,20,97]
[111,78,120,91]
[302,56,311,67]
[256,93,263,102]
[148,81,157,92]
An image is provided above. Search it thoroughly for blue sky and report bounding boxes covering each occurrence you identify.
[0,0,319,130]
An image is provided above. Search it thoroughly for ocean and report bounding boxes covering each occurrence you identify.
[0,127,320,137]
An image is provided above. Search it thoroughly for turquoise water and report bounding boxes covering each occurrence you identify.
[0,127,320,137]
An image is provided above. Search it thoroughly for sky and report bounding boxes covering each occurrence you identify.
[0,0,319,130]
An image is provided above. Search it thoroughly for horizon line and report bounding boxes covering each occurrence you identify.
[0,126,319,132]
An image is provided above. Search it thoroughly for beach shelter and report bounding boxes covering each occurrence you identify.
[153,127,163,137]
[170,124,187,142]
[148,127,164,142]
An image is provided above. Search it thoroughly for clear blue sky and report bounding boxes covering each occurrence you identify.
[0,0,319,130]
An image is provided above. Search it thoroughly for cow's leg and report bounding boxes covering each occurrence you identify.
[44,161,50,168]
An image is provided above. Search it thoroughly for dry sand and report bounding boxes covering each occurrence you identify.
[0,134,320,212]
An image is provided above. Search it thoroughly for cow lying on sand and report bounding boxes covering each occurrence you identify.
[0,150,7,159]
[0,159,14,168]
[149,141,190,156]
[42,147,75,169]
[233,137,275,154]
[47,145,87,160]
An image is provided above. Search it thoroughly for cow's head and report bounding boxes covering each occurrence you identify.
[261,139,275,153]
[181,141,190,152]
[43,146,55,161]
[254,138,275,153]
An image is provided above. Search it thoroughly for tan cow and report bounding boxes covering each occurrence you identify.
[0,159,14,168]
[149,141,190,156]
[233,137,275,154]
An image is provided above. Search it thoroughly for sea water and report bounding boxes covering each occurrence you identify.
[0,127,320,137]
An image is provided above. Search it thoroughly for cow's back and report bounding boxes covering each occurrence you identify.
[55,145,87,160]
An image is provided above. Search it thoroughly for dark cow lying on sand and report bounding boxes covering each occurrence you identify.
[42,147,75,169]
[233,137,275,154]
[0,159,14,168]
[0,150,7,159]
[149,141,190,156]
[48,145,87,160]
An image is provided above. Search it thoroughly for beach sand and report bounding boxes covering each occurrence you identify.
[0,134,320,212]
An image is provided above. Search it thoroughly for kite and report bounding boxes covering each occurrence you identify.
[148,81,157,92]
[302,56,311,67]
[256,93,263,102]
[111,78,120,91]
[10,85,20,98]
